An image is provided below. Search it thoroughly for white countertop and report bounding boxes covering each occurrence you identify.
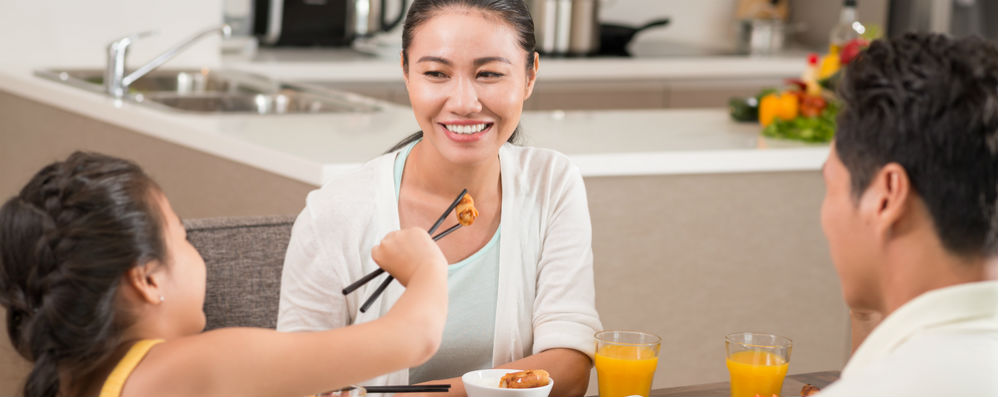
[1,53,828,186]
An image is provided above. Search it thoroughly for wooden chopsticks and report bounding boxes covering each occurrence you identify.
[341,189,469,313]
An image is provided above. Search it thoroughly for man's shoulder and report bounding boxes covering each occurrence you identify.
[821,328,997,396]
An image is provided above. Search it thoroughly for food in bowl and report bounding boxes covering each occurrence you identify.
[498,369,550,389]
[462,369,554,397]
[801,383,821,396]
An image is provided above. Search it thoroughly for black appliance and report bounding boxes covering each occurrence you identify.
[253,0,406,47]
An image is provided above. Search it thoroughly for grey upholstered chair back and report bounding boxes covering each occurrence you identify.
[183,215,295,331]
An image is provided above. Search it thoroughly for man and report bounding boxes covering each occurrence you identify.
[817,33,997,396]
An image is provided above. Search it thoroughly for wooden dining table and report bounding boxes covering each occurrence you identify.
[648,370,841,397]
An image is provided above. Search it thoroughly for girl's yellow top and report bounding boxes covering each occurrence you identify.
[98,339,164,397]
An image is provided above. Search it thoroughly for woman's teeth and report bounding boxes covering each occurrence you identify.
[445,123,488,134]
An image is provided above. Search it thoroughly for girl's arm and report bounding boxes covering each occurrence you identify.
[129,228,448,396]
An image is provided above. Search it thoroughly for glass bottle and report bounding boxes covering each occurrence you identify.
[829,0,866,53]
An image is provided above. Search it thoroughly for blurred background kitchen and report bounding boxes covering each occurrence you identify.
[1,0,995,395]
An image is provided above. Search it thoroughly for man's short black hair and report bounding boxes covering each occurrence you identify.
[836,33,997,258]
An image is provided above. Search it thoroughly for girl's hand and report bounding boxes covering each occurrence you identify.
[371,228,446,287]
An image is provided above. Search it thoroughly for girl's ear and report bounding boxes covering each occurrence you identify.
[123,260,166,305]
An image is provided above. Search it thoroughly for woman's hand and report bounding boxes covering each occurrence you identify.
[372,227,447,287]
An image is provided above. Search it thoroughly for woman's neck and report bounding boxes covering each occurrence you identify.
[405,140,502,199]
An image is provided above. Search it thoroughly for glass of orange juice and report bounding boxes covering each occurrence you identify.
[594,330,661,397]
[724,332,792,397]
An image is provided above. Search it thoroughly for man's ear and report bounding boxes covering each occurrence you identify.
[123,260,165,305]
[524,52,540,100]
[860,162,912,241]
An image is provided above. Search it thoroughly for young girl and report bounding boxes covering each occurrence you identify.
[0,151,448,396]
[278,0,602,395]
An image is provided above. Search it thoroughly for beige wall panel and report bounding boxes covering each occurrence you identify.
[0,90,317,219]
[583,172,849,391]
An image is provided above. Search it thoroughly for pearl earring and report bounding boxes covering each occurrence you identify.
[159,295,165,302]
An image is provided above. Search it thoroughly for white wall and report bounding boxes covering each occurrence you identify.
[0,0,224,71]
[599,0,742,49]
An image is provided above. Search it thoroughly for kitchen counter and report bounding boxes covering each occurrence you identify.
[0,58,827,187]
[224,47,810,83]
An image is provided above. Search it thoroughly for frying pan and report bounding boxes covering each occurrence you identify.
[598,18,671,56]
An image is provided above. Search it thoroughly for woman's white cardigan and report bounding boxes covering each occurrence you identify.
[277,143,603,386]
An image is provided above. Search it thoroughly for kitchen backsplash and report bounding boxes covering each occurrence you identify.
[0,0,223,70]
[599,0,743,49]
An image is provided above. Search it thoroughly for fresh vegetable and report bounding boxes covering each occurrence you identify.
[762,100,840,143]
[800,94,827,117]
[802,53,823,96]
[818,47,841,80]
[734,44,864,143]
[758,92,799,127]
[729,96,759,122]
[756,87,777,101]
[840,38,869,64]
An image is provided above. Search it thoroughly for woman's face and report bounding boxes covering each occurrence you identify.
[403,7,538,165]
[155,193,207,336]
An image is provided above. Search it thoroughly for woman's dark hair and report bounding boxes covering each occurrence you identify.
[0,151,166,396]
[835,33,998,257]
[388,0,537,153]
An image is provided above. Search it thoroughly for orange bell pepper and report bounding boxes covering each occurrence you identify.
[759,92,799,127]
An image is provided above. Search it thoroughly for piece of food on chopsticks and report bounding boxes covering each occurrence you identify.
[801,384,821,396]
[456,193,478,226]
[498,369,550,389]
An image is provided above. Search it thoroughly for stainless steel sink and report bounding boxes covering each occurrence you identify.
[35,68,382,115]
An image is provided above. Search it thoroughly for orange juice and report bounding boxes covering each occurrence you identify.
[595,344,659,397]
[725,350,789,397]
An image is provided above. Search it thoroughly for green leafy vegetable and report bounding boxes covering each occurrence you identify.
[762,101,840,143]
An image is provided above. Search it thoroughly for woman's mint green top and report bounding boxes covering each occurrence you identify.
[394,140,501,383]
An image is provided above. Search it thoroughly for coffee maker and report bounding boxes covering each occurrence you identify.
[253,0,406,46]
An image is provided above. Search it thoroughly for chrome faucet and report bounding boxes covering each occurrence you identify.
[105,24,231,98]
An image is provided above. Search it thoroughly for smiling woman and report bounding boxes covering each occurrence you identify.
[276,1,602,396]
[389,0,539,154]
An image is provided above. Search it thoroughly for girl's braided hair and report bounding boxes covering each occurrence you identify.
[0,151,166,396]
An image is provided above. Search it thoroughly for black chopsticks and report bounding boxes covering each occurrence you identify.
[342,189,469,313]
[318,384,451,396]
[364,384,451,393]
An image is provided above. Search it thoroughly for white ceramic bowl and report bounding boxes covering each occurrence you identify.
[462,369,554,397]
